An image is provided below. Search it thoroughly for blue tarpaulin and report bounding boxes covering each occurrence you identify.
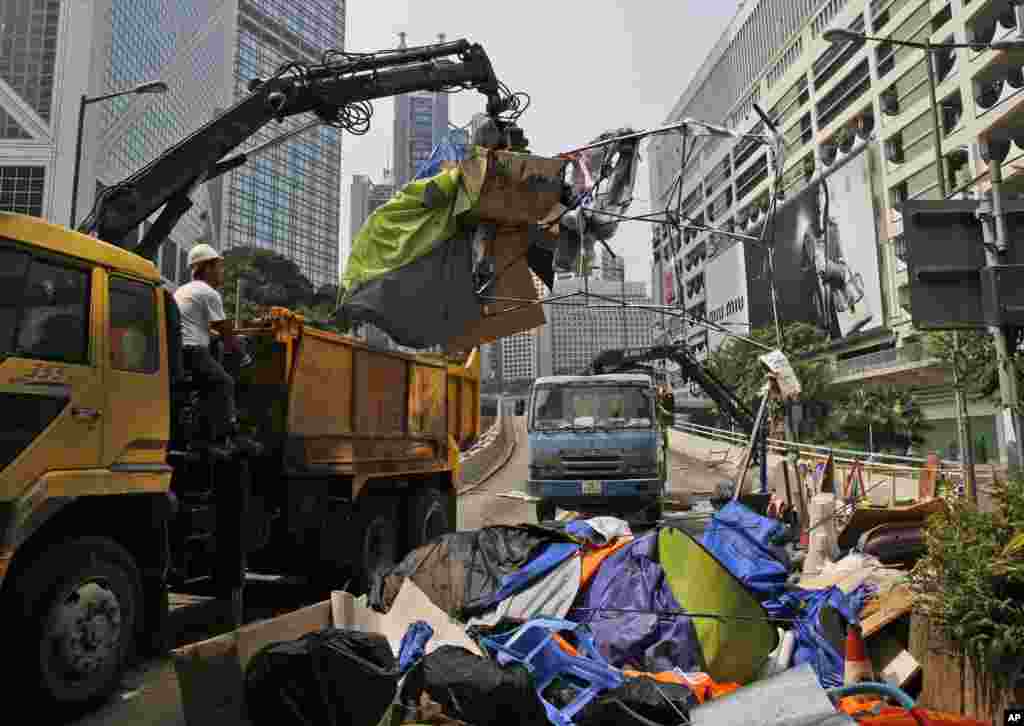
[477,541,581,612]
[413,132,469,181]
[702,501,872,687]
[702,501,791,601]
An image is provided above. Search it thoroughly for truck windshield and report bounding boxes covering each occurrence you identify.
[532,386,653,430]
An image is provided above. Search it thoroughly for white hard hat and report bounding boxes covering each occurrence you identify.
[187,243,222,269]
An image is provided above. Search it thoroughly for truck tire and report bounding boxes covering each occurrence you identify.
[5,536,142,717]
[352,493,401,595]
[407,485,452,551]
[536,499,556,523]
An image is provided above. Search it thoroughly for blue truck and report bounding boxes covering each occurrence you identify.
[526,344,758,522]
[526,373,667,522]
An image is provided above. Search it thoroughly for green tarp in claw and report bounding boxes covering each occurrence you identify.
[342,165,474,294]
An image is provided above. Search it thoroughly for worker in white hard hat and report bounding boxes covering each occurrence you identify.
[174,243,259,458]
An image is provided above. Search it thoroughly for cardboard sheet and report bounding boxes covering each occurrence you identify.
[331,579,481,657]
[171,601,332,726]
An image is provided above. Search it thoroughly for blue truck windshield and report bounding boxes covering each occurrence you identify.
[532,386,653,430]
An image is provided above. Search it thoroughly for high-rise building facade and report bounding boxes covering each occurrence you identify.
[496,273,550,383]
[650,0,1022,457]
[224,0,345,291]
[549,278,659,375]
[392,33,450,190]
[1,0,345,295]
[348,172,394,261]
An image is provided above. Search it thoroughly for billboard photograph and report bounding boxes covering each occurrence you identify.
[704,240,750,353]
[749,145,883,340]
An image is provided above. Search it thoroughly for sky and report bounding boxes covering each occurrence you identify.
[339,0,739,286]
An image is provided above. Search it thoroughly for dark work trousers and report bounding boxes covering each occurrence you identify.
[183,345,236,441]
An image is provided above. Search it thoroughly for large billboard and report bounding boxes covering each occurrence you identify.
[704,240,750,353]
[747,144,883,340]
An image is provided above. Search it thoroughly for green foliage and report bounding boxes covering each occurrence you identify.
[219,245,348,334]
[830,385,930,450]
[911,476,1024,686]
[924,330,1024,404]
[705,322,833,424]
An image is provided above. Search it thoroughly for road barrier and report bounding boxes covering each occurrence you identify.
[671,420,1006,505]
[457,400,517,492]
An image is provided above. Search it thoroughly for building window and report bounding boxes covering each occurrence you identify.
[0,166,45,217]
[0,0,61,122]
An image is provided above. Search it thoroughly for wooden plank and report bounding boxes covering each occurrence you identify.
[861,586,915,638]
[910,613,964,716]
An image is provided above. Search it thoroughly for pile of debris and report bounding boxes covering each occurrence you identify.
[172,494,982,726]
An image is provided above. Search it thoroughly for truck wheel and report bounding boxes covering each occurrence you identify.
[407,485,452,550]
[352,493,401,595]
[536,499,556,523]
[6,537,142,717]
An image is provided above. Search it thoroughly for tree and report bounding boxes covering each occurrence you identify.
[219,245,347,334]
[831,385,930,452]
[923,330,1024,404]
[704,321,833,432]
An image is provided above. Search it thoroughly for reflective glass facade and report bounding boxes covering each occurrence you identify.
[100,0,232,283]
[0,0,60,124]
[225,0,344,290]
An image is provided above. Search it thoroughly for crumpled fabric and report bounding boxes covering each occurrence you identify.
[766,584,873,689]
[398,621,434,674]
[701,501,791,602]
[567,533,703,674]
[566,516,633,546]
[701,501,873,687]
[369,525,570,618]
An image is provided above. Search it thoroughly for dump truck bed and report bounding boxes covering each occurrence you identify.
[235,309,479,480]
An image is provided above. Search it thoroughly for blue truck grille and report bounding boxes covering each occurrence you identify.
[557,454,624,479]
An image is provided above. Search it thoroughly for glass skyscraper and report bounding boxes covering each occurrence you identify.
[225,0,345,291]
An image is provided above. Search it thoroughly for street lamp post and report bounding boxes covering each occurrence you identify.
[70,80,169,229]
[824,27,1024,499]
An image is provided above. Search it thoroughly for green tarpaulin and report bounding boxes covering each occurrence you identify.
[342,165,476,293]
[659,527,778,685]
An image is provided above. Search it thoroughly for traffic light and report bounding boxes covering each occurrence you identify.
[900,199,1024,329]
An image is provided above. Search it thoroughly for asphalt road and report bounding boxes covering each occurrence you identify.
[75,417,711,726]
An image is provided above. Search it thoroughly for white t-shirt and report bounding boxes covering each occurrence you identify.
[174,279,226,348]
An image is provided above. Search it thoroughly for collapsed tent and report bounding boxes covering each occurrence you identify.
[701,500,872,688]
[368,524,576,618]
[340,146,565,349]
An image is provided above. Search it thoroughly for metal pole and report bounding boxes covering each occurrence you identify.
[235,277,243,327]
[925,45,978,492]
[983,159,1024,474]
[70,95,88,228]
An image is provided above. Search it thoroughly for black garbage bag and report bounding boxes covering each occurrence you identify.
[245,628,400,726]
[399,645,549,726]
[574,677,697,726]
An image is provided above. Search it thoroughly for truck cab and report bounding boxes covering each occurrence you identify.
[526,373,666,522]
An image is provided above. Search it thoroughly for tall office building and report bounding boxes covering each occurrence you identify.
[549,278,658,375]
[1,1,345,294]
[650,0,1021,456]
[223,0,345,291]
[392,32,450,190]
[348,172,394,260]
[600,252,625,282]
[496,273,551,383]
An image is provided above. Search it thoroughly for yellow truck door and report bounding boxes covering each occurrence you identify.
[0,243,103,485]
[102,274,169,471]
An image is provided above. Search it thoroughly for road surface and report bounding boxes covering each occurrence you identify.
[76,417,710,726]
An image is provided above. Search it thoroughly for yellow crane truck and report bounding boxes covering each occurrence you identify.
[0,39,518,715]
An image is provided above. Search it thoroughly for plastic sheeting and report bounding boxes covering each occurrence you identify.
[368,525,570,618]
[567,532,703,674]
[660,527,778,685]
[701,501,791,601]
[342,166,474,294]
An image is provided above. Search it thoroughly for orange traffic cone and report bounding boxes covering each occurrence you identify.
[844,624,874,684]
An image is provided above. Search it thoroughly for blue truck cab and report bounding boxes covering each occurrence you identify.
[526,373,667,522]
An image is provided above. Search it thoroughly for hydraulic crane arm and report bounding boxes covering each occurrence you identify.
[586,343,756,433]
[78,40,508,258]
